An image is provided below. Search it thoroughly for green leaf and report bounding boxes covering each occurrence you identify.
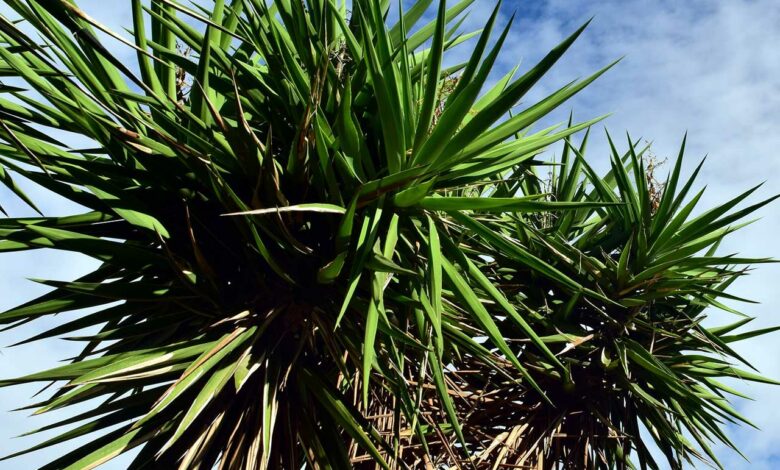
[418,196,613,212]
[441,256,550,403]
[223,203,346,216]
[300,369,390,470]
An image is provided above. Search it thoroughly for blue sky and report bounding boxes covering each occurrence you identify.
[1,1,779,468]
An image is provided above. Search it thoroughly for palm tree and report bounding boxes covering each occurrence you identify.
[0,0,775,468]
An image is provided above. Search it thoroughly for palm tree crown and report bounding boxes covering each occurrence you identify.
[0,1,776,468]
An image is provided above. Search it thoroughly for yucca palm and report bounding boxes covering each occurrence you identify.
[0,0,776,468]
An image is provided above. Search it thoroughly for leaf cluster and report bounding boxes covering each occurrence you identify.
[0,1,775,469]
